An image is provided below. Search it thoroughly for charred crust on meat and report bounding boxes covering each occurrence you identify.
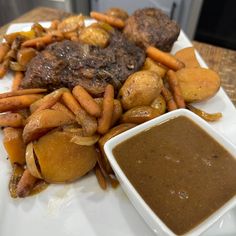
[123,8,180,51]
[21,30,145,96]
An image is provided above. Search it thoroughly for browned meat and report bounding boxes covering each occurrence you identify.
[123,8,180,51]
[21,31,145,95]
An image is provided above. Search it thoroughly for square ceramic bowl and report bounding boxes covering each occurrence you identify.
[104,109,236,236]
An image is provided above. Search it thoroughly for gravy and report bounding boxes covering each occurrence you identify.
[113,116,236,235]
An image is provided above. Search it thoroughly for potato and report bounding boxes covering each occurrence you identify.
[58,15,85,33]
[17,48,37,67]
[32,130,97,183]
[3,127,26,165]
[175,47,200,68]
[98,123,136,174]
[119,71,163,110]
[142,57,167,78]
[120,106,161,124]
[23,109,75,143]
[79,26,110,48]
[175,68,221,102]
[151,95,166,114]
[106,8,129,20]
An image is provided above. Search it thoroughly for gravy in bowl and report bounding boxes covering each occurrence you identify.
[113,116,236,235]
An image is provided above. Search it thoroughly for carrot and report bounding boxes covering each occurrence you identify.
[16,169,37,198]
[161,87,177,111]
[62,91,97,136]
[0,113,25,127]
[167,70,186,108]
[30,88,67,113]
[97,84,114,134]
[0,43,10,63]
[0,59,9,78]
[12,71,24,91]
[50,20,60,30]
[0,94,43,112]
[72,85,101,117]
[22,33,62,47]
[146,46,185,71]
[0,88,46,99]
[95,164,107,190]
[90,11,125,29]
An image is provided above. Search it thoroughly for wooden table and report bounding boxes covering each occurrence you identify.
[0,7,236,106]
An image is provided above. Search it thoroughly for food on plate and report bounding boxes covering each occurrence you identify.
[31,130,97,183]
[3,127,26,165]
[79,25,110,48]
[150,95,166,114]
[123,8,180,51]
[90,11,125,29]
[166,70,186,108]
[0,7,224,198]
[120,106,161,124]
[142,57,167,78]
[146,46,185,70]
[175,46,200,68]
[118,71,163,110]
[175,67,221,102]
[105,8,129,21]
[113,116,236,235]
[21,34,145,95]
[23,108,75,144]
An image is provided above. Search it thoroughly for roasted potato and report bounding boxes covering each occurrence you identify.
[175,68,221,102]
[106,8,129,20]
[32,130,97,183]
[3,127,26,165]
[142,57,167,78]
[17,48,37,67]
[120,106,161,124]
[175,47,200,68]
[79,26,110,48]
[58,15,85,33]
[151,95,166,114]
[118,71,163,110]
[23,109,75,143]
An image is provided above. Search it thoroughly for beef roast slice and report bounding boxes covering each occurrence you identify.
[21,31,145,95]
[123,8,180,51]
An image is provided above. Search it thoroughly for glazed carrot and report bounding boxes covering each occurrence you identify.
[0,88,46,99]
[161,87,177,111]
[97,84,114,134]
[90,11,125,29]
[0,43,10,63]
[167,70,186,108]
[0,94,43,112]
[34,90,65,113]
[50,20,60,30]
[16,169,37,198]
[12,71,24,91]
[72,85,102,117]
[21,33,63,47]
[0,113,25,127]
[146,46,185,71]
[95,164,107,190]
[0,59,9,78]
[62,91,97,136]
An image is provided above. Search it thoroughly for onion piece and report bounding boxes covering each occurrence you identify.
[25,142,42,179]
[70,134,100,146]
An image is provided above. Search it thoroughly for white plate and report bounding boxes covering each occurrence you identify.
[0,22,236,236]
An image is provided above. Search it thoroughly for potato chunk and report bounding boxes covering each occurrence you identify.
[3,127,26,165]
[176,68,220,102]
[33,130,97,183]
[119,71,163,110]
